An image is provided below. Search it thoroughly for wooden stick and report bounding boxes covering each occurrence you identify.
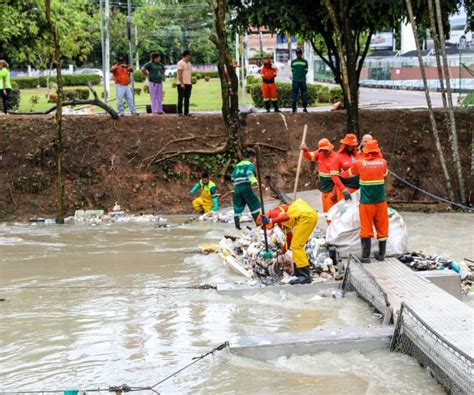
[293,124,308,201]
[255,145,269,252]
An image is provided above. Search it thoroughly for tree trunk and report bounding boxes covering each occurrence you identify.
[45,0,65,224]
[209,0,242,158]
[405,0,455,202]
[434,0,466,203]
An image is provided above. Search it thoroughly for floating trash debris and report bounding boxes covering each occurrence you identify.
[217,226,343,287]
[399,252,472,293]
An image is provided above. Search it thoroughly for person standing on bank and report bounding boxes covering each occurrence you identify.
[291,48,308,113]
[176,50,192,116]
[0,60,12,115]
[141,52,165,114]
[110,56,138,116]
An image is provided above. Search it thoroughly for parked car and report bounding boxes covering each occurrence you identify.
[447,15,472,49]
[165,66,177,78]
[246,64,260,75]
[74,68,104,80]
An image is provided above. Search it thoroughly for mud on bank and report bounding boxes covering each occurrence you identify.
[0,109,472,220]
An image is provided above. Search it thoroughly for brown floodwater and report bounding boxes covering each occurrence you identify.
[1,211,471,394]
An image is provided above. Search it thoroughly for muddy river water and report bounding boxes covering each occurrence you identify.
[0,212,472,394]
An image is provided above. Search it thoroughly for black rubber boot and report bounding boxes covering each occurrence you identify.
[289,265,312,285]
[359,238,371,263]
[374,240,387,261]
[303,107,308,113]
[265,101,271,113]
[273,101,280,112]
[234,216,241,230]
[292,104,297,113]
[251,212,260,226]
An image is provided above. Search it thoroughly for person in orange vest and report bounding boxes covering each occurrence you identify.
[260,58,279,113]
[300,138,336,215]
[259,199,318,284]
[341,139,388,263]
[330,133,359,202]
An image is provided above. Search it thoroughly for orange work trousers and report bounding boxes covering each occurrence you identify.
[261,83,277,100]
[336,186,358,202]
[321,192,335,213]
[359,201,389,240]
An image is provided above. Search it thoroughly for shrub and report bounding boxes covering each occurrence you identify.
[134,87,142,96]
[246,75,259,85]
[62,88,90,101]
[12,77,39,89]
[316,85,331,103]
[171,81,177,88]
[204,76,210,82]
[329,86,343,103]
[250,82,318,108]
[191,77,198,85]
[38,74,101,87]
[143,85,150,94]
[133,70,145,83]
[29,94,40,111]
[198,71,219,78]
[194,73,202,80]
[6,84,21,111]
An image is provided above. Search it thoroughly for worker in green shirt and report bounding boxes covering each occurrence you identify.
[291,48,308,113]
[231,149,261,230]
[141,53,166,114]
[0,60,12,114]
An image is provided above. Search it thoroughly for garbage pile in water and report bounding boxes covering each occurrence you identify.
[198,210,252,224]
[399,252,473,293]
[29,202,167,226]
[218,225,343,286]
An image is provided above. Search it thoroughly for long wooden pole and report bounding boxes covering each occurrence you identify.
[293,124,308,201]
[255,145,269,252]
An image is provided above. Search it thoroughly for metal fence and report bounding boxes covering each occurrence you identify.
[342,256,392,325]
[390,303,473,395]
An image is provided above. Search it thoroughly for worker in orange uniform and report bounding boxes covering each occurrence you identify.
[330,133,359,202]
[300,138,336,216]
[260,58,279,113]
[341,140,388,263]
[259,199,318,284]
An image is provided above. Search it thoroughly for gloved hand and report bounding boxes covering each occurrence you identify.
[342,189,352,201]
[261,215,272,225]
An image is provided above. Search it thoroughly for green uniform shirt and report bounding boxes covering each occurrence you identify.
[319,174,334,193]
[360,183,386,204]
[291,58,308,82]
[0,68,12,89]
[143,61,165,83]
[231,160,257,186]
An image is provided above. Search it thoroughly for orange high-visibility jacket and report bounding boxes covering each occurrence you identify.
[330,150,359,192]
[303,150,335,193]
[342,153,388,204]
[260,66,277,82]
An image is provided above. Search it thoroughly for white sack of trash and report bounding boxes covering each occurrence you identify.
[326,190,409,257]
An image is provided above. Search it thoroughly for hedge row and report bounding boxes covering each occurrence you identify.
[12,74,101,89]
[248,81,343,108]
[194,71,219,79]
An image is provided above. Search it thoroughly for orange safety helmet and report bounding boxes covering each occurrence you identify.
[263,58,272,66]
[318,138,334,152]
[363,139,381,154]
[340,133,358,147]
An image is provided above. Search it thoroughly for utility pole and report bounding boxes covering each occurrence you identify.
[104,0,110,101]
[99,0,106,100]
[127,0,135,102]
[135,25,139,69]
[259,30,264,65]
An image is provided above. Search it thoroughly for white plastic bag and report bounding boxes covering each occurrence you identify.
[326,191,409,257]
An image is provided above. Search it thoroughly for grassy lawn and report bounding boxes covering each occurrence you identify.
[18,79,249,113]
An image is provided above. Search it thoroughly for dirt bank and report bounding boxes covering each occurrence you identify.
[0,109,472,220]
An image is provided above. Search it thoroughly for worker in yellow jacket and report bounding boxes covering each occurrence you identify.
[260,199,318,284]
[189,172,218,214]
